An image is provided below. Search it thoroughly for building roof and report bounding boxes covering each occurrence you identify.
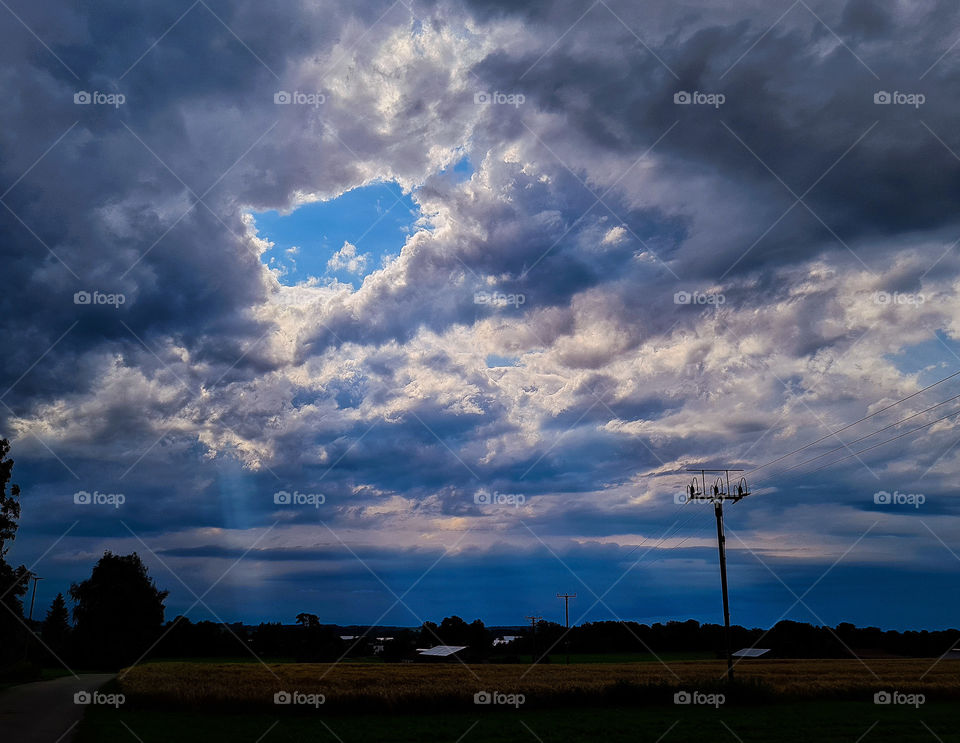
[417,645,468,657]
[732,647,771,658]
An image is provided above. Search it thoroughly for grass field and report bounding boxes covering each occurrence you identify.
[72,659,960,742]
[77,700,960,742]
[115,658,960,711]
[497,652,717,664]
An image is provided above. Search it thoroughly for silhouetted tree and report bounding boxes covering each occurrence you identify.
[40,593,71,660]
[0,439,29,667]
[438,615,471,645]
[70,551,168,669]
[417,620,439,647]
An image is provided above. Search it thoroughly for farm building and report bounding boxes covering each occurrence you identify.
[416,645,468,662]
[732,647,772,659]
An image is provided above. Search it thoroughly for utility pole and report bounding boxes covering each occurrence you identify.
[557,593,576,664]
[22,574,44,663]
[684,469,750,681]
[525,615,542,663]
[27,575,44,624]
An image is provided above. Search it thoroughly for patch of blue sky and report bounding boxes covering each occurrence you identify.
[253,181,420,287]
[884,329,960,381]
[485,354,520,368]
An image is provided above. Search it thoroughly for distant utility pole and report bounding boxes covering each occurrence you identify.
[557,593,576,664]
[27,575,44,624]
[684,469,751,681]
[526,615,542,662]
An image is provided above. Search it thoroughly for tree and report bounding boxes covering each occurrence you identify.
[40,593,71,660]
[0,439,29,667]
[296,613,320,628]
[70,552,169,668]
[437,615,470,645]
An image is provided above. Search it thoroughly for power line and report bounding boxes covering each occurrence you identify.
[766,393,960,479]
[622,507,703,560]
[802,408,960,475]
[746,367,960,475]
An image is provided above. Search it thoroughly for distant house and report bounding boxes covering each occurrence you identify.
[493,635,520,647]
[373,637,394,654]
[942,647,960,660]
[416,645,468,662]
[732,647,772,659]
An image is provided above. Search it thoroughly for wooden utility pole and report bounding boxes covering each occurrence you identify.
[557,593,576,664]
[684,469,750,681]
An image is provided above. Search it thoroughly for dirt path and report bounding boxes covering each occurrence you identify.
[0,674,115,743]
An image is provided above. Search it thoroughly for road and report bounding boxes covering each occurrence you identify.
[0,674,115,743]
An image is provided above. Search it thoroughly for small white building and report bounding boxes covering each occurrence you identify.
[732,647,772,658]
[417,645,468,661]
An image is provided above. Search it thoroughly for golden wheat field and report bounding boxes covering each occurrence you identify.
[118,659,960,710]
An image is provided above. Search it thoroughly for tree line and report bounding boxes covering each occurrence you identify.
[1,438,958,677]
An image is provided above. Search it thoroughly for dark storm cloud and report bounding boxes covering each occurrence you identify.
[3,0,960,628]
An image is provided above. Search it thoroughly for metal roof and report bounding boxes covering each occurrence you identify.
[417,645,468,657]
[732,647,771,658]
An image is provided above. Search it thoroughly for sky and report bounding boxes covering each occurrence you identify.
[2,0,960,635]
